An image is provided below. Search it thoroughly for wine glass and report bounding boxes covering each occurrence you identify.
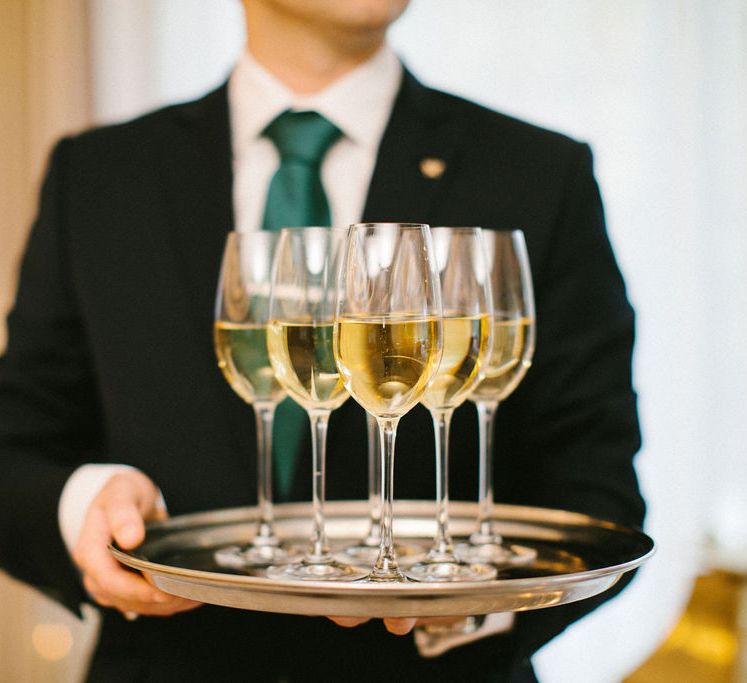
[405,227,497,582]
[265,227,367,581]
[455,229,537,566]
[334,223,443,582]
[213,231,302,568]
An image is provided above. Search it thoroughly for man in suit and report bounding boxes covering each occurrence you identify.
[0,0,644,680]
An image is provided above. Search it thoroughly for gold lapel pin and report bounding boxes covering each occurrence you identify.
[419,157,446,180]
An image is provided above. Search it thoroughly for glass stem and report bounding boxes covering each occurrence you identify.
[364,412,382,545]
[307,410,331,562]
[253,404,278,546]
[371,417,403,581]
[431,409,455,558]
[476,400,500,541]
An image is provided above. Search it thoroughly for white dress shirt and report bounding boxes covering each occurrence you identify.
[58,45,512,655]
[229,46,402,233]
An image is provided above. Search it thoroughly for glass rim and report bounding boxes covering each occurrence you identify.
[483,228,527,236]
[223,227,346,235]
[275,225,348,232]
[348,222,429,230]
[431,226,484,233]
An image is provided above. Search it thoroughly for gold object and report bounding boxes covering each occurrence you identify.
[625,570,746,683]
[419,158,446,179]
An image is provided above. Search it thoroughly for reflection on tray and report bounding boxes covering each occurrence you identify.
[153,537,590,582]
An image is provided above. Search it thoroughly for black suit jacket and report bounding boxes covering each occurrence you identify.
[0,71,644,682]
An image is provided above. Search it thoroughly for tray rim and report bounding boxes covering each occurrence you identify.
[110,500,655,596]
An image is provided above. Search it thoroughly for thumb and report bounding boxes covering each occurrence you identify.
[107,499,146,549]
[101,471,160,549]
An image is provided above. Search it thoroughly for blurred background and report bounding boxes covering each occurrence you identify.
[1,1,745,681]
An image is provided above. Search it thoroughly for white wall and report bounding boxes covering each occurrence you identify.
[85,1,747,681]
[89,0,245,124]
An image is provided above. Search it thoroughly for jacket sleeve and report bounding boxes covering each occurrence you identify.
[0,138,101,615]
[496,142,645,668]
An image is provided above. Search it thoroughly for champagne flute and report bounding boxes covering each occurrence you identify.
[265,227,367,581]
[213,231,302,568]
[406,227,497,582]
[455,229,537,566]
[334,223,443,582]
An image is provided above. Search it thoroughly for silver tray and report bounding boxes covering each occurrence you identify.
[110,500,654,618]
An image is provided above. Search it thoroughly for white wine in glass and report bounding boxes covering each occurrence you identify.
[213,231,302,568]
[406,227,497,582]
[265,227,367,581]
[456,229,537,566]
[334,223,443,582]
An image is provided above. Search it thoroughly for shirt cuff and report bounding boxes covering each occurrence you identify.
[414,612,515,657]
[57,464,166,554]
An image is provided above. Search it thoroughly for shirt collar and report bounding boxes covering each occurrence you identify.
[228,46,403,159]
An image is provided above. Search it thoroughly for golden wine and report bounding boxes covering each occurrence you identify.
[334,316,441,418]
[267,321,348,412]
[214,321,285,405]
[470,317,533,402]
[421,314,491,411]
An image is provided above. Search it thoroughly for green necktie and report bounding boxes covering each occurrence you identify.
[261,110,342,500]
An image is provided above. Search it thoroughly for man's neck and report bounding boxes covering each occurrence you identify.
[244,5,386,94]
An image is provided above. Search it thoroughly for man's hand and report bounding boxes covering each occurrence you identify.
[72,470,202,619]
[328,616,467,635]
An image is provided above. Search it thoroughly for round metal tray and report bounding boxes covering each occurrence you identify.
[110,500,654,618]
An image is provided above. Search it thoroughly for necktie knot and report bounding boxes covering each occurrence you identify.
[263,110,341,165]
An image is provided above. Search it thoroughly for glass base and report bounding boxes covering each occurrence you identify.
[405,557,497,583]
[214,543,304,569]
[366,568,408,583]
[455,540,537,567]
[363,554,410,582]
[335,540,427,568]
[265,558,368,582]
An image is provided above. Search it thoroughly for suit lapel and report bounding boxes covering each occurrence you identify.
[157,84,260,496]
[159,84,234,337]
[362,70,467,223]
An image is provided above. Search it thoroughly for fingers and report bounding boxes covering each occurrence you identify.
[327,616,417,635]
[383,617,417,635]
[83,569,200,617]
[328,615,462,636]
[327,616,370,628]
[72,470,202,617]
